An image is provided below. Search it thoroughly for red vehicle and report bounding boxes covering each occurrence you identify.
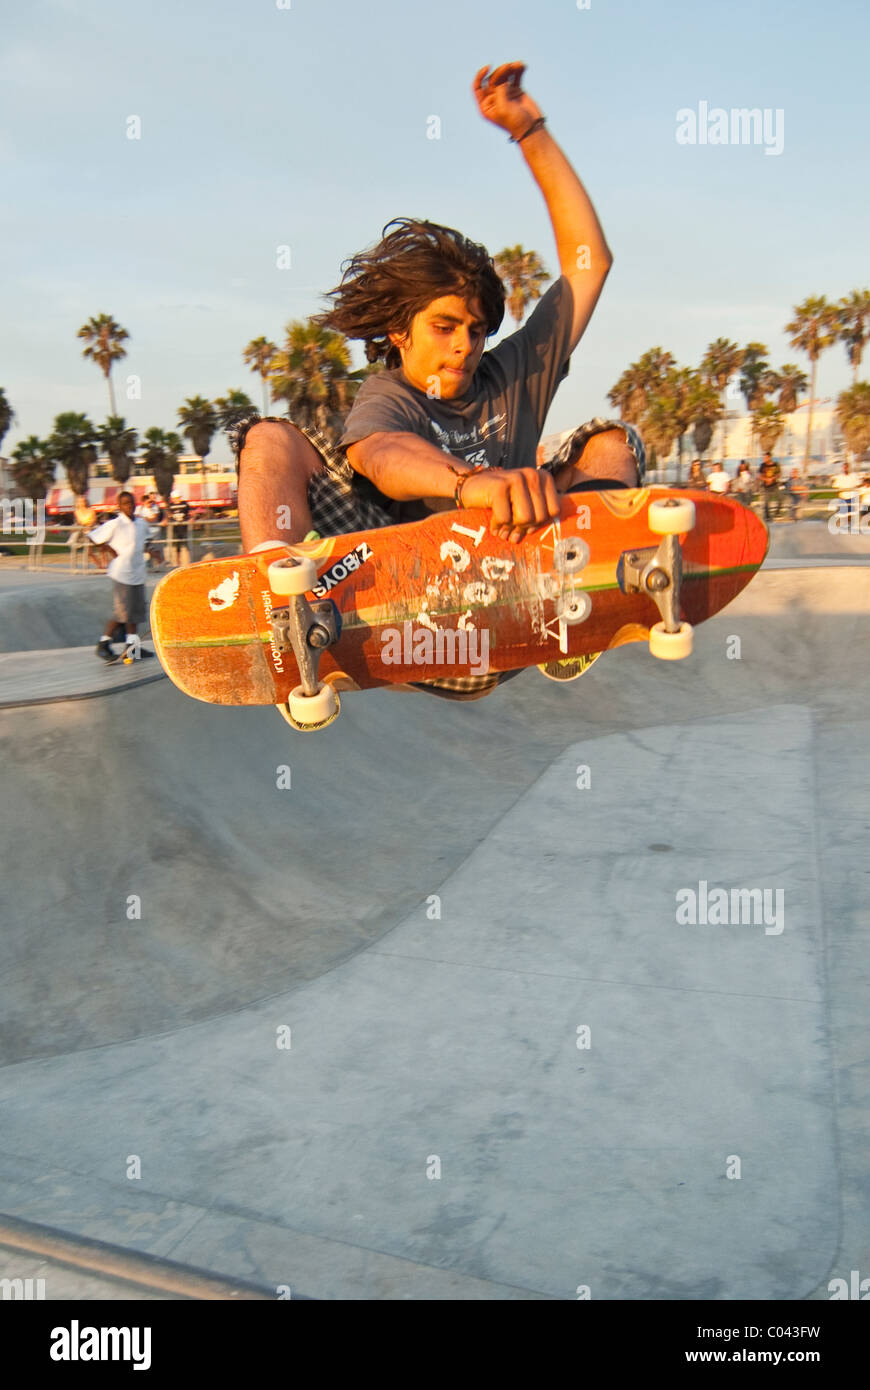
[45,473,237,524]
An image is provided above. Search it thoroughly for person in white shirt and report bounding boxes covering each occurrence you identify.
[831,465,867,526]
[831,466,864,496]
[88,491,153,661]
[707,460,730,495]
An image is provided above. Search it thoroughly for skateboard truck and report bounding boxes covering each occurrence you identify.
[617,498,695,659]
[266,555,343,729]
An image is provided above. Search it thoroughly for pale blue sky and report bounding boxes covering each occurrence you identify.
[3,0,868,459]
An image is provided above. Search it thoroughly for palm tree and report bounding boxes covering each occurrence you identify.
[687,378,723,461]
[700,338,744,459]
[752,401,786,455]
[0,388,15,454]
[835,383,870,466]
[666,366,702,483]
[738,344,770,413]
[785,296,839,471]
[607,348,676,436]
[493,246,550,327]
[98,417,139,486]
[10,437,55,499]
[77,314,129,416]
[607,366,643,423]
[140,428,183,504]
[215,389,256,442]
[177,396,219,502]
[46,413,98,497]
[772,364,808,414]
[243,337,278,414]
[643,366,699,482]
[642,396,679,472]
[269,322,355,440]
[692,418,713,458]
[738,344,772,458]
[837,290,870,383]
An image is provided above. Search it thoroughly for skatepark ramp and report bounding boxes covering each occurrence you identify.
[1,554,868,1299]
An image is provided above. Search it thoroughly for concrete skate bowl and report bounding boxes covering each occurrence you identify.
[0,578,153,653]
[1,566,867,1066]
[0,563,867,1300]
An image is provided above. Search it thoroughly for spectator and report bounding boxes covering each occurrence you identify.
[688,459,706,488]
[169,492,190,524]
[706,460,730,495]
[733,460,754,506]
[758,451,782,523]
[137,492,165,567]
[784,467,808,521]
[830,462,866,526]
[138,491,164,525]
[67,494,107,569]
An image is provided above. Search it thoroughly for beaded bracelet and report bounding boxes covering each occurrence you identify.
[447,462,487,508]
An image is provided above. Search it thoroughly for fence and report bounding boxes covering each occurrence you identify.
[1,518,243,573]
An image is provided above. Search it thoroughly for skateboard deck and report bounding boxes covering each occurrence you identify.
[150,487,767,718]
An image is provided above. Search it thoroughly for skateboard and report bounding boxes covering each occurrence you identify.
[103,622,155,665]
[150,487,768,730]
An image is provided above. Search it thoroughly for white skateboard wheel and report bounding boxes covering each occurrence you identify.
[648,498,696,534]
[649,621,693,659]
[555,590,592,624]
[268,556,317,595]
[284,681,339,727]
[553,538,590,573]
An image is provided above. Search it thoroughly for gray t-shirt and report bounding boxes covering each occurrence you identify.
[338,275,574,519]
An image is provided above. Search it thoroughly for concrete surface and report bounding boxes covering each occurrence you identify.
[0,647,165,707]
[0,532,868,1300]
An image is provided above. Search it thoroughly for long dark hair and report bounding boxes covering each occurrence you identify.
[312,218,506,368]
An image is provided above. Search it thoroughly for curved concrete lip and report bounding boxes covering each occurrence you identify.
[0,646,165,708]
[0,560,867,1300]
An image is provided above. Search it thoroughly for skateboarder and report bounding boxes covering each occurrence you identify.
[235,61,645,697]
[88,491,153,661]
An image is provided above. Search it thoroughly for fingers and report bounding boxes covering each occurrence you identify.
[489,469,561,543]
[472,62,526,97]
[472,65,490,97]
[488,61,526,92]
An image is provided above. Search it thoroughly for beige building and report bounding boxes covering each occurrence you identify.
[541,402,844,477]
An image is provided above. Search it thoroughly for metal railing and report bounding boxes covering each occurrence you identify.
[1,518,243,573]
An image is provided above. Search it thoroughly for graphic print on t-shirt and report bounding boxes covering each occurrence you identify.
[429,412,508,468]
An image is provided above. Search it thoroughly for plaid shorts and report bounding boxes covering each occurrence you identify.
[231,413,646,700]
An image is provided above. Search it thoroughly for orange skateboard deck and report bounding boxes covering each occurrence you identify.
[150,487,767,722]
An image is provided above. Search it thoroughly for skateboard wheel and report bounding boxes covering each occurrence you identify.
[555,590,592,624]
[649,621,693,659]
[553,538,590,573]
[648,498,695,534]
[283,681,340,729]
[268,556,317,595]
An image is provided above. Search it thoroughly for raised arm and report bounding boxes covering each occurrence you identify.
[472,61,612,351]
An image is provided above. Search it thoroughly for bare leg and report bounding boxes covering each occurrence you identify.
[551,428,639,491]
[238,421,322,550]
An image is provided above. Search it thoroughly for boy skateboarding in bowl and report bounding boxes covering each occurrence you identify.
[235,61,645,699]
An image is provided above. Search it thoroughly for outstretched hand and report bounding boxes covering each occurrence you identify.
[472,62,543,140]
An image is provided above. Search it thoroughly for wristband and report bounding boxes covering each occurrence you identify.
[509,116,547,144]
